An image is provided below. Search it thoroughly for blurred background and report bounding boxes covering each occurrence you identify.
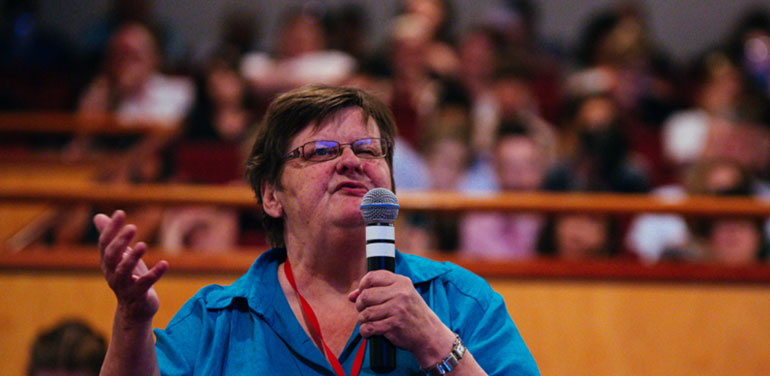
[2,0,770,375]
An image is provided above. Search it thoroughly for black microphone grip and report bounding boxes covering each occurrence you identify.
[367,254,396,373]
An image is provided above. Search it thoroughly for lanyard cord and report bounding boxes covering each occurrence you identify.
[284,259,367,376]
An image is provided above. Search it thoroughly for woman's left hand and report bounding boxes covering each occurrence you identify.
[348,270,457,367]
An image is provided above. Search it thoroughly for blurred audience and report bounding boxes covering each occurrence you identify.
[28,319,106,376]
[627,159,770,263]
[5,1,770,263]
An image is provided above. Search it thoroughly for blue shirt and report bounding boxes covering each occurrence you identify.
[154,248,540,375]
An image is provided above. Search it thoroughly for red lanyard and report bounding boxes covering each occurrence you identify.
[284,259,367,376]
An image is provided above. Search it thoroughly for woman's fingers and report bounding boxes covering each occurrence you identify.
[354,285,394,312]
[134,260,168,293]
[103,224,137,272]
[114,239,146,282]
[97,210,126,254]
[93,213,111,232]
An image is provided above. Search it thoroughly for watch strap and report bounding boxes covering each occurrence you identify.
[423,334,466,376]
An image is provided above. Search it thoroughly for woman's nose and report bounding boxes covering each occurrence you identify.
[336,146,363,172]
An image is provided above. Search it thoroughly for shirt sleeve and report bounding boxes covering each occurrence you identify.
[154,291,210,376]
[444,269,541,376]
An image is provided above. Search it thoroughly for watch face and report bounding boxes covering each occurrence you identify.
[452,335,466,359]
[425,335,466,375]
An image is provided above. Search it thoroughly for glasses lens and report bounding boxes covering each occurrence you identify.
[305,140,340,161]
[353,138,385,158]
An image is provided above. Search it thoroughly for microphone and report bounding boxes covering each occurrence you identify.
[360,188,399,373]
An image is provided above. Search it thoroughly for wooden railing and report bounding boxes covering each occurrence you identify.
[0,112,177,135]
[1,181,770,282]
[2,246,770,283]
[3,181,770,216]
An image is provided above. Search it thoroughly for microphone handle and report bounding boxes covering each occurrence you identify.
[367,255,396,373]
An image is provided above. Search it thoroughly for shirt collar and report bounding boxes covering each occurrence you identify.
[203,248,452,311]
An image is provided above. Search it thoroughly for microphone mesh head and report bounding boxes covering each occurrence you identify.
[360,188,399,224]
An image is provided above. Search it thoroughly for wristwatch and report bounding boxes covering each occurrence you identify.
[422,334,466,376]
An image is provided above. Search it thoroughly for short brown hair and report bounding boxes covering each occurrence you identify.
[245,85,397,248]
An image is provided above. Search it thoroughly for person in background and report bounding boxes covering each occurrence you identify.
[240,7,357,99]
[158,51,255,252]
[545,92,650,193]
[727,8,770,100]
[53,21,193,247]
[567,3,678,184]
[78,21,193,125]
[699,216,769,265]
[28,319,107,376]
[470,59,556,166]
[536,213,620,261]
[628,159,770,263]
[459,120,546,261]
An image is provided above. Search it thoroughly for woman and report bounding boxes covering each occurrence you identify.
[95,85,539,375]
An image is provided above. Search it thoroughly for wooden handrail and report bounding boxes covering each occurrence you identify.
[2,181,770,216]
[0,112,177,135]
[1,246,769,283]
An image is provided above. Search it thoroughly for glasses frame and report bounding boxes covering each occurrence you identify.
[283,137,392,162]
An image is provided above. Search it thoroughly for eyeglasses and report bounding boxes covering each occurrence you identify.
[284,138,392,162]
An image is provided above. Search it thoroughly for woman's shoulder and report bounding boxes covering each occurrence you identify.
[397,251,497,302]
[171,249,284,319]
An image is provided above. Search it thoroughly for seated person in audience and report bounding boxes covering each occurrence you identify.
[627,159,770,263]
[536,213,621,261]
[469,60,558,171]
[545,92,650,193]
[28,319,106,376]
[395,81,474,254]
[92,85,539,375]
[78,21,193,125]
[695,216,769,265]
[241,7,356,98]
[661,50,764,171]
[459,120,546,261]
[398,126,471,254]
[159,51,255,252]
[54,22,194,247]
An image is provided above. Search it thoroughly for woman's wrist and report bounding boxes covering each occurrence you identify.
[413,328,458,369]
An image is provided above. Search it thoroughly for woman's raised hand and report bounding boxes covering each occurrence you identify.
[94,210,168,322]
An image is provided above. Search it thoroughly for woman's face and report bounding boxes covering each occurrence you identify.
[494,136,543,191]
[709,218,760,265]
[555,214,609,260]
[272,107,393,230]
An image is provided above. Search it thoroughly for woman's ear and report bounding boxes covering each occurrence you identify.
[261,181,283,218]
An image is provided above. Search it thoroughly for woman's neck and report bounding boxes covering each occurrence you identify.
[283,226,367,295]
